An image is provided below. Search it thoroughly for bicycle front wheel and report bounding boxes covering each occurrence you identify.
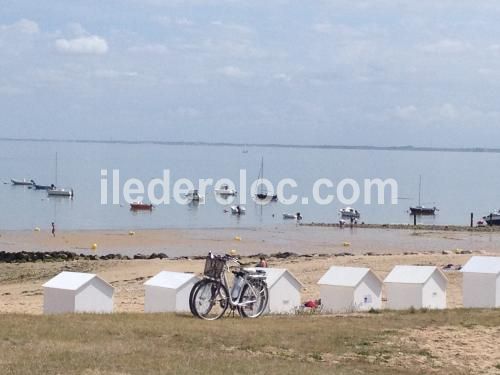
[238,280,269,318]
[189,279,208,317]
[192,280,229,320]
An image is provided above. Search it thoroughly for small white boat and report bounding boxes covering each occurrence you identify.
[230,205,246,215]
[183,189,204,201]
[283,212,302,220]
[339,207,360,218]
[11,178,34,186]
[215,184,237,196]
[48,188,74,197]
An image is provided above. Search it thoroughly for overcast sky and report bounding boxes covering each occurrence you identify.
[2,1,500,147]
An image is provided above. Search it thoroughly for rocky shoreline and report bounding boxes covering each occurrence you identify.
[0,248,474,264]
[301,222,500,232]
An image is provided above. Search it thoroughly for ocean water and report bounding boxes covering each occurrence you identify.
[0,140,499,230]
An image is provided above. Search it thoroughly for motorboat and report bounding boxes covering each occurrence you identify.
[215,184,237,196]
[283,212,302,220]
[48,188,74,197]
[34,183,56,190]
[339,207,360,218]
[230,205,246,215]
[11,178,34,186]
[483,210,500,226]
[184,189,204,202]
[130,202,153,210]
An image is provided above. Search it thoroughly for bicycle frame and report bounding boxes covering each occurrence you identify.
[220,266,265,308]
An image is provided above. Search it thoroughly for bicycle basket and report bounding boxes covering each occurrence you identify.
[204,256,225,279]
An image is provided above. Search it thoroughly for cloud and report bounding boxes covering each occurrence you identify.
[395,105,418,119]
[55,35,108,55]
[312,23,333,34]
[128,43,169,54]
[1,19,39,34]
[419,39,470,54]
[219,65,251,78]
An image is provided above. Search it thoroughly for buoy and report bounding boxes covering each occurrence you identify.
[230,249,237,256]
[129,231,135,236]
[234,236,241,241]
[455,248,462,254]
[343,242,351,247]
[91,243,97,250]
[34,227,40,232]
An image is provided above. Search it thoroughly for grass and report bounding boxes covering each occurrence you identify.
[0,309,498,374]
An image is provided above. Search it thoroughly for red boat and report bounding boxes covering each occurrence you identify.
[130,202,153,210]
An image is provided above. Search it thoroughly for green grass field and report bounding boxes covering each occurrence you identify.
[1,309,499,374]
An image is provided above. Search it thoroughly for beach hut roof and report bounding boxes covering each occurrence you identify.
[43,271,113,291]
[317,266,380,287]
[384,265,447,284]
[246,268,303,289]
[461,256,500,275]
[144,271,196,289]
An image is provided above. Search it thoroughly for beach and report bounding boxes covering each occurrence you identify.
[1,224,499,314]
[2,224,500,256]
[2,224,499,374]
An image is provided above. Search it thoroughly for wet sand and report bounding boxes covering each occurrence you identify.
[1,224,499,257]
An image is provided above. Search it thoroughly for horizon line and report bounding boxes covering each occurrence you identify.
[0,137,499,154]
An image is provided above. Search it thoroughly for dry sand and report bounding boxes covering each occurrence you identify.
[0,252,477,314]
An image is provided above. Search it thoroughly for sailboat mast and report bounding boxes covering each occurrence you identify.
[55,152,58,186]
[418,175,422,206]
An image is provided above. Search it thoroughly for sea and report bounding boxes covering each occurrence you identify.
[1,139,499,230]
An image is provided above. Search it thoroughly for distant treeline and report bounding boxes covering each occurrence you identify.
[1,137,499,154]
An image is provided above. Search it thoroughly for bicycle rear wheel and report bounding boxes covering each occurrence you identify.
[189,279,208,317]
[238,280,268,318]
[192,280,229,320]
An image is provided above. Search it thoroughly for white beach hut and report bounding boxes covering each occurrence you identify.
[144,271,198,313]
[384,266,447,310]
[251,268,303,314]
[461,256,500,308]
[317,266,382,312]
[43,271,114,314]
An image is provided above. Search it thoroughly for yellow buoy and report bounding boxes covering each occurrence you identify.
[34,227,40,232]
[91,243,97,251]
[129,231,135,236]
[229,249,237,256]
[234,236,241,241]
[343,242,351,247]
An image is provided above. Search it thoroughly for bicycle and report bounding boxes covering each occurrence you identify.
[190,252,269,320]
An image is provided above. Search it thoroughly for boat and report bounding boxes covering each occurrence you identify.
[230,205,246,215]
[34,183,56,190]
[483,210,500,226]
[130,202,153,210]
[409,175,437,216]
[11,178,34,186]
[339,207,360,218]
[255,157,277,201]
[215,184,237,196]
[48,188,74,197]
[283,212,302,220]
[183,189,204,201]
[47,153,74,198]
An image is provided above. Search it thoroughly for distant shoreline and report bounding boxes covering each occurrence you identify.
[1,137,499,154]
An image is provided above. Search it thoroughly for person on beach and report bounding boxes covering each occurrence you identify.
[51,222,55,237]
[257,256,268,268]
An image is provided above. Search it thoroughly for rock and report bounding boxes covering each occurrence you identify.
[272,252,298,259]
[442,250,451,255]
[133,253,147,260]
[158,253,168,259]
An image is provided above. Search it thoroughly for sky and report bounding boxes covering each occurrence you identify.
[1,1,500,147]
